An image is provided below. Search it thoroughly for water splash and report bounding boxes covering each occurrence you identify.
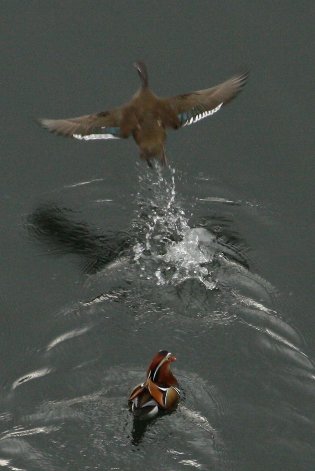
[133,165,189,254]
[132,165,216,289]
[155,229,216,289]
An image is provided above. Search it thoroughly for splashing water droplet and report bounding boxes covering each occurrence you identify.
[132,166,216,289]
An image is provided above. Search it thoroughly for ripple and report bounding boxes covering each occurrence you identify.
[0,438,54,471]
[0,426,59,440]
[19,165,315,470]
[63,178,105,189]
[5,366,230,470]
[0,458,25,471]
[198,196,241,205]
[46,326,92,351]
[12,368,53,391]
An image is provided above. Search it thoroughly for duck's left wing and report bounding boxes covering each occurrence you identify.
[166,72,248,127]
[39,108,123,140]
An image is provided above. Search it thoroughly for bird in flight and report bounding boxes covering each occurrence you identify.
[39,61,248,166]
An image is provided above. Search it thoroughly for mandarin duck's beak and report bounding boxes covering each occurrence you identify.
[129,350,180,420]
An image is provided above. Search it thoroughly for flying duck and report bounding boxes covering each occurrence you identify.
[129,350,180,420]
[39,62,248,166]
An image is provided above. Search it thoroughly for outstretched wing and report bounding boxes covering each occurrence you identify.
[39,108,123,140]
[165,72,248,127]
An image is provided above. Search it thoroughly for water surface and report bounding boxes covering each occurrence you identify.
[1,2,314,470]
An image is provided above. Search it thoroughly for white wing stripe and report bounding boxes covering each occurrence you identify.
[73,133,120,141]
[183,102,223,127]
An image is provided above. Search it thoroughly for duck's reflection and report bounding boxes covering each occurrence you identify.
[27,204,132,273]
[130,409,177,446]
[130,418,150,446]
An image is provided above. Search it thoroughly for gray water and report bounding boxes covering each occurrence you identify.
[1,2,315,470]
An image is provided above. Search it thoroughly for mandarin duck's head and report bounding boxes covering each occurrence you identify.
[146,350,177,385]
[129,350,180,420]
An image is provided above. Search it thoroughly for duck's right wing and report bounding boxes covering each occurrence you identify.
[39,108,124,140]
[147,379,180,409]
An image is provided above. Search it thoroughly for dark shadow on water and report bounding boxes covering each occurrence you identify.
[130,418,151,447]
[130,409,176,447]
[26,204,133,274]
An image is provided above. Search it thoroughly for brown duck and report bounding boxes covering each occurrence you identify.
[39,61,248,166]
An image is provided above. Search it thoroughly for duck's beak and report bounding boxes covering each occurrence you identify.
[133,60,148,88]
[133,61,142,73]
[169,355,176,362]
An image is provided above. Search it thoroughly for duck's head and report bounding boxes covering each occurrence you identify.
[147,350,177,385]
[133,60,148,88]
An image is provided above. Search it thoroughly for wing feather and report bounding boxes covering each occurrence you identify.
[165,72,248,127]
[39,108,123,139]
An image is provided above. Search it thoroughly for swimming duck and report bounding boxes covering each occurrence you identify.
[39,61,248,166]
[129,350,180,420]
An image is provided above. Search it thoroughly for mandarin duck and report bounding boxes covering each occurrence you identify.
[39,61,248,166]
[129,350,180,420]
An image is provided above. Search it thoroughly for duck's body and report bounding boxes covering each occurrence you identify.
[40,61,248,165]
[124,84,178,164]
[129,350,180,420]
